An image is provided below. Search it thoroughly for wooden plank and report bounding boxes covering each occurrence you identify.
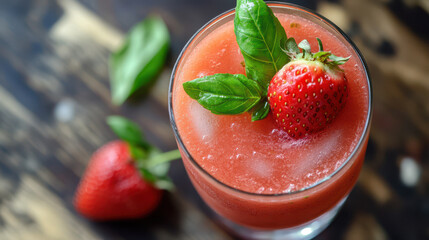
[52,0,124,51]
[0,175,101,240]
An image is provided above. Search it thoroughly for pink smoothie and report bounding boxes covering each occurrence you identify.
[171,5,369,229]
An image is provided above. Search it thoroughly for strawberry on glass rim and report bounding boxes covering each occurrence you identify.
[268,38,350,138]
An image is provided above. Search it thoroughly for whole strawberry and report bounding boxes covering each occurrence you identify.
[74,141,161,220]
[268,38,349,138]
[74,116,181,220]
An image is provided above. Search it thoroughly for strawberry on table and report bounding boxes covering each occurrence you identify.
[74,116,181,221]
[74,141,161,220]
[268,38,350,138]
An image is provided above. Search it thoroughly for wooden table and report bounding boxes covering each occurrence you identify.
[0,0,428,239]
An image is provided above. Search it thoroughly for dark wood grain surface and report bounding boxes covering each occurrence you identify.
[0,0,428,239]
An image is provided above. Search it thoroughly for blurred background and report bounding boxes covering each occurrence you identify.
[0,0,428,239]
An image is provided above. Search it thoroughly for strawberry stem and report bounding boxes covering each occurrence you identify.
[146,149,181,168]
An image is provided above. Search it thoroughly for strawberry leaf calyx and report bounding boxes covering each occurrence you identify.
[298,39,311,56]
[281,37,350,70]
[317,38,324,51]
[107,115,151,151]
[107,116,181,190]
[280,37,299,58]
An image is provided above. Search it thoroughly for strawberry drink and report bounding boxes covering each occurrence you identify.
[169,1,371,239]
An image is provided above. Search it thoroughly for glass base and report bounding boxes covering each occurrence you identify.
[216,196,347,240]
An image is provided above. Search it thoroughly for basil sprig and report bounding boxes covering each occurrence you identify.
[110,16,170,105]
[183,0,290,120]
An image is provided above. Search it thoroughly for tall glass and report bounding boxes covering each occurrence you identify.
[169,2,372,240]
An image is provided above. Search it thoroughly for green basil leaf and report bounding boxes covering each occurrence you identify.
[251,100,270,121]
[107,116,151,149]
[234,0,290,91]
[183,74,263,115]
[109,16,170,105]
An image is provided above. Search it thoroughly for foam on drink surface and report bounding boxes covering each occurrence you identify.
[173,14,368,194]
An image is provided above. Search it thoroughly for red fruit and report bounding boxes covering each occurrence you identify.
[268,59,348,138]
[74,141,162,220]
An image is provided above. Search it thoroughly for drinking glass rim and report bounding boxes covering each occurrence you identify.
[168,2,373,197]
